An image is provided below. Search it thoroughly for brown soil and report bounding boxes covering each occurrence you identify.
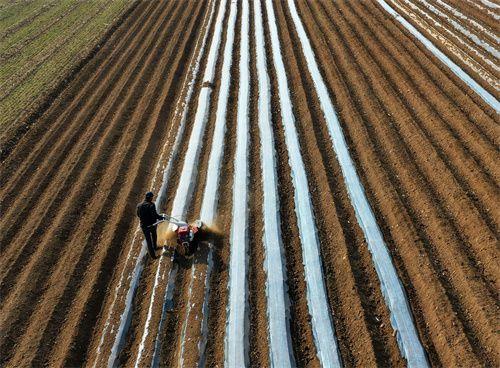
[277,0,407,365]
[1,0,497,367]
[247,3,271,365]
[106,1,220,366]
[204,2,240,365]
[297,0,499,365]
[158,1,235,365]
[263,1,320,365]
[0,1,208,366]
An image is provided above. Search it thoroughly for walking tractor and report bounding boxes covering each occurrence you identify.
[152,215,207,261]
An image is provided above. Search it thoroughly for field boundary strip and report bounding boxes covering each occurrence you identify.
[286,0,430,366]
[264,0,342,365]
[90,1,217,366]
[253,0,294,365]
[225,0,250,365]
[377,0,499,112]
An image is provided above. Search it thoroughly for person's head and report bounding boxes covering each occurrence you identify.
[145,191,154,202]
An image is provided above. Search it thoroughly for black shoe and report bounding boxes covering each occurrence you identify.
[149,252,159,259]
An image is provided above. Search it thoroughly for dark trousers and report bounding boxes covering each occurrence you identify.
[141,225,158,257]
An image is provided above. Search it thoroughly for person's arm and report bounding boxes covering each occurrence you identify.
[151,203,165,220]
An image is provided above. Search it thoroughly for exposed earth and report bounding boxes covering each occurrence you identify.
[0,0,498,367]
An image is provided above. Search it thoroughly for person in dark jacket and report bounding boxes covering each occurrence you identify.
[137,191,165,259]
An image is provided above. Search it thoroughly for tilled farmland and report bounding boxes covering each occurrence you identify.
[0,0,498,367]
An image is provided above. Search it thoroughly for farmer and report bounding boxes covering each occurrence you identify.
[137,191,165,259]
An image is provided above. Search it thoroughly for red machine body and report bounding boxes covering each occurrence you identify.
[173,222,202,258]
